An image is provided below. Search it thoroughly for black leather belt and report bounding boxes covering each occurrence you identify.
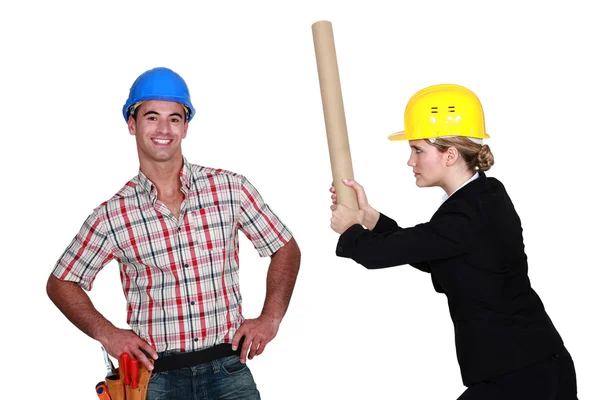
[153,340,243,374]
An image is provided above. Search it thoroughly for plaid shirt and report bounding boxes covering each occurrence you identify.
[53,157,292,353]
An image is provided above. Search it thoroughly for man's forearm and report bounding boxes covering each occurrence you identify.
[261,238,301,322]
[46,275,116,343]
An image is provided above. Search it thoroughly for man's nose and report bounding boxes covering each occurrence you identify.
[156,118,170,134]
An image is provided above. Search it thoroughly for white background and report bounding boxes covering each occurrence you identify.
[1,0,599,398]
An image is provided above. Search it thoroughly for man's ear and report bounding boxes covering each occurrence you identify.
[128,116,136,136]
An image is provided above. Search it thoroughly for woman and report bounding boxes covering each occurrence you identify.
[330,84,577,399]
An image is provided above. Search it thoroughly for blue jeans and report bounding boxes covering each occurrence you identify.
[146,355,261,400]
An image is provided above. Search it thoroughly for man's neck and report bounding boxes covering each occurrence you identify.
[139,155,183,197]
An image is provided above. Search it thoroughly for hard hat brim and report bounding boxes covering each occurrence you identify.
[122,95,196,122]
[388,131,490,141]
[388,131,407,141]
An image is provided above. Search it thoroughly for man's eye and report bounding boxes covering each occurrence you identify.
[170,118,180,123]
[147,116,157,121]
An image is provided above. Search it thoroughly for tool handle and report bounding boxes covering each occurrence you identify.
[130,359,139,389]
[120,352,131,385]
[95,381,112,400]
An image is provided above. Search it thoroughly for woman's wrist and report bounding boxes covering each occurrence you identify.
[363,207,380,230]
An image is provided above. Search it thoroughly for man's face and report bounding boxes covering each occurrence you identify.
[128,100,188,164]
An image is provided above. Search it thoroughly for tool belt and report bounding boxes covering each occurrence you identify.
[103,341,242,400]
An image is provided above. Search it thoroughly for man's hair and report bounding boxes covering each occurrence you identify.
[131,105,141,120]
[129,102,189,121]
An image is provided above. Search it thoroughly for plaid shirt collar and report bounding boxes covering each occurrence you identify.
[136,156,195,200]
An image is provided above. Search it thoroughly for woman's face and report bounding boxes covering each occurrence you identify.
[407,140,447,188]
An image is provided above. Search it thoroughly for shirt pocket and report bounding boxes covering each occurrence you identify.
[191,205,235,252]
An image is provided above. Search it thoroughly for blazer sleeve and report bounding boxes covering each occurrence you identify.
[336,199,480,270]
[370,213,431,273]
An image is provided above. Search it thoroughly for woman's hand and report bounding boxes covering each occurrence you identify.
[330,203,364,234]
[330,179,380,231]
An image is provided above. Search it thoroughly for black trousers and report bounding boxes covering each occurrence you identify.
[458,347,578,400]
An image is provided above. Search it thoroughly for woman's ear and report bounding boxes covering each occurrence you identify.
[445,147,459,167]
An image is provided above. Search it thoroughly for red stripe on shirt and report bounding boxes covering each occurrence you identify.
[199,208,213,250]
[207,173,220,207]
[242,186,286,243]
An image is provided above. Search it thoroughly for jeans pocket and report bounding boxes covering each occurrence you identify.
[218,356,248,376]
[149,370,169,383]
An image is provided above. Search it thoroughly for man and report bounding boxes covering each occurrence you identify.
[47,67,301,399]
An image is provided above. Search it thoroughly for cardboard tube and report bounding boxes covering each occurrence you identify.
[312,20,359,210]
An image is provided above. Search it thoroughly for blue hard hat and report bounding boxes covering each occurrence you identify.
[122,67,196,122]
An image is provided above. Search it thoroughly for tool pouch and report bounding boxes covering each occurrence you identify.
[125,365,152,400]
[106,361,153,400]
[105,374,125,400]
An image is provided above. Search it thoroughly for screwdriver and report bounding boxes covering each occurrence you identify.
[101,347,118,379]
[130,358,139,389]
[120,353,131,385]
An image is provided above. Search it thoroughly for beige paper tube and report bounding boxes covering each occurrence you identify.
[312,20,359,210]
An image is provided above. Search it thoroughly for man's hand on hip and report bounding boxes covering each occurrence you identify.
[232,315,281,364]
[101,328,158,371]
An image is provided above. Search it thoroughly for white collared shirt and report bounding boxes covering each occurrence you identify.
[441,172,480,204]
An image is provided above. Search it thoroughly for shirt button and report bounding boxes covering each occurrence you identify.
[177,227,181,232]
[194,338,199,342]
[184,263,189,268]
[191,301,195,305]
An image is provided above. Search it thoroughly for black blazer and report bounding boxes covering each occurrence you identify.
[336,172,563,385]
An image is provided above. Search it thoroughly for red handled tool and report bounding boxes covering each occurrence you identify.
[130,358,139,389]
[95,381,112,400]
[120,352,131,385]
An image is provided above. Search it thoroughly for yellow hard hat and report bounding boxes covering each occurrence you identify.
[389,84,490,141]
